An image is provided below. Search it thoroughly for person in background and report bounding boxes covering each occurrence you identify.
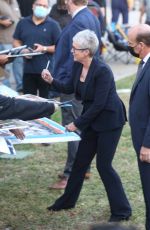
[111,0,133,32]
[50,0,71,29]
[42,29,131,222]
[0,0,22,91]
[49,0,71,98]
[128,24,150,230]
[14,0,35,93]
[89,0,106,35]
[139,0,150,25]
[17,0,35,17]
[46,0,101,190]
[13,0,61,99]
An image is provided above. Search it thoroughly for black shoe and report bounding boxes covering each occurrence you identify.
[108,215,131,222]
[47,204,74,212]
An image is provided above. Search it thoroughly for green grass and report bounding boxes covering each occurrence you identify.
[116,75,135,90]
[0,75,145,230]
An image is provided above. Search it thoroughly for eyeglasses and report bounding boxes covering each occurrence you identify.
[72,46,89,52]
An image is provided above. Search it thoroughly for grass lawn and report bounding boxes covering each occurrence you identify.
[0,75,145,230]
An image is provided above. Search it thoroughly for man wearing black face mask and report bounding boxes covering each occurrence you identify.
[128,24,150,230]
[128,45,140,58]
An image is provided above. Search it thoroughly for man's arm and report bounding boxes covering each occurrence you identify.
[0,55,9,66]
[33,43,55,54]
[0,94,57,120]
[13,39,23,48]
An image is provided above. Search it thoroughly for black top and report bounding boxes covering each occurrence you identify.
[50,4,71,29]
[76,80,85,100]
[17,0,34,17]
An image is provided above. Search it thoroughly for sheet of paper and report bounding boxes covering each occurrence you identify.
[8,52,43,58]
[0,117,80,144]
[0,137,11,154]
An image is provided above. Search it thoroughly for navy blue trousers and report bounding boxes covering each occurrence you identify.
[131,126,150,230]
[51,126,131,217]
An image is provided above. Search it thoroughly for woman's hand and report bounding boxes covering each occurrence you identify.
[41,69,53,84]
[10,129,25,140]
[65,122,77,132]
[140,146,150,163]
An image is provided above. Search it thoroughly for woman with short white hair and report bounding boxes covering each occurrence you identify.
[42,29,131,221]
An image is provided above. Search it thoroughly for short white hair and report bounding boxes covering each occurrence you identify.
[72,29,99,56]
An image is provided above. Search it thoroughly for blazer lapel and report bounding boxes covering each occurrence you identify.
[74,64,82,90]
[130,58,150,99]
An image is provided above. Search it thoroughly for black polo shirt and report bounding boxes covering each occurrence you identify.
[13,16,61,74]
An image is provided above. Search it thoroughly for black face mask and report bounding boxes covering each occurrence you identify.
[128,46,139,58]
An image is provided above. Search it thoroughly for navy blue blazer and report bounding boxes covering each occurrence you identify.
[129,57,150,149]
[53,7,101,82]
[0,94,55,120]
[51,57,126,131]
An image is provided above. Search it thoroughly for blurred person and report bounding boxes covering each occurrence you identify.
[128,24,150,230]
[50,0,71,29]
[93,0,106,16]
[17,0,35,17]
[42,29,132,221]
[13,0,61,99]
[139,0,150,25]
[15,0,35,93]
[0,0,21,89]
[89,0,106,34]
[46,0,101,189]
[49,0,71,98]
[88,0,106,35]
[111,0,133,31]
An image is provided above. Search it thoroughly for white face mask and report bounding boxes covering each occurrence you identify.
[33,6,50,18]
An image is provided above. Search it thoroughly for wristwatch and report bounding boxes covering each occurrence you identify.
[43,46,48,52]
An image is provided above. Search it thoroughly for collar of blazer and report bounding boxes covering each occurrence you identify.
[130,57,150,98]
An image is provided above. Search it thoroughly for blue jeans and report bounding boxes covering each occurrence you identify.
[0,44,12,87]
[0,43,23,91]
[13,57,23,91]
